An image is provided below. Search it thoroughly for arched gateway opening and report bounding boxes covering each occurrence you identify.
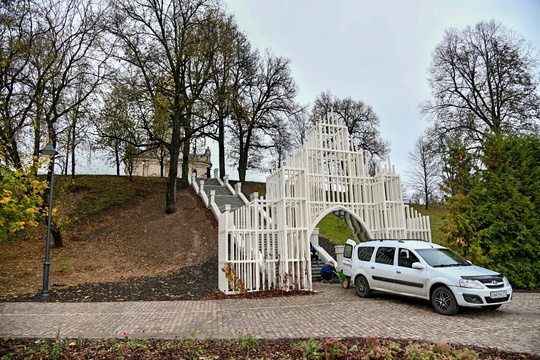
[308,207,369,281]
[217,114,431,294]
[311,206,372,244]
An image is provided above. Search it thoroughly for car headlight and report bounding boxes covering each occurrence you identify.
[459,279,483,289]
[503,277,510,287]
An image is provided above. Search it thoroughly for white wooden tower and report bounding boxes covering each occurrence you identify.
[217,114,431,294]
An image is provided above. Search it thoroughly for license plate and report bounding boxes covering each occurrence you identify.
[490,291,507,299]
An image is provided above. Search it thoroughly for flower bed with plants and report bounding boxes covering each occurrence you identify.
[1,332,538,359]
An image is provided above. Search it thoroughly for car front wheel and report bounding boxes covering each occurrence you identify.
[431,286,459,315]
[355,275,372,298]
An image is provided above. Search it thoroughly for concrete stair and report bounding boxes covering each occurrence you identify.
[196,178,245,213]
[311,257,325,282]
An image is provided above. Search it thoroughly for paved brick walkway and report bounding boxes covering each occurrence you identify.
[1,283,539,355]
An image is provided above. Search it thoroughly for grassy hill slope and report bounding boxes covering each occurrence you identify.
[1,175,446,297]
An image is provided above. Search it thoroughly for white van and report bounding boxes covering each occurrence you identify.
[341,239,513,315]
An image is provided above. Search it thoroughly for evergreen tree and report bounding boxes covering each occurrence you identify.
[444,134,540,289]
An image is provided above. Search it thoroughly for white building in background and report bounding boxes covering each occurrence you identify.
[128,147,213,178]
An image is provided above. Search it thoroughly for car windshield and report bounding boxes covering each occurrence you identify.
[415,248,471,267]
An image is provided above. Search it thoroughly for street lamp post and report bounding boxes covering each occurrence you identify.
[40,141,58,298]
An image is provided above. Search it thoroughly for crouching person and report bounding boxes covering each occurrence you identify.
[320,260,337,283]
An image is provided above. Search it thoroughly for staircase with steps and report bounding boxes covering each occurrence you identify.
[311,257,326,282]
[191,176,337,287]
[196,178,246,213]
[332,209,367,243]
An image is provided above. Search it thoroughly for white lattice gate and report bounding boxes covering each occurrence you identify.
[218,114,431,294]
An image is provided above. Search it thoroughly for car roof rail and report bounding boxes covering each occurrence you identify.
[366,239,427,243]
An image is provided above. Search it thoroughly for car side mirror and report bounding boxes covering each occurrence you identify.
[412,262,425,270]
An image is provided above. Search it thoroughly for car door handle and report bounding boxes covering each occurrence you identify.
[396,270,401,274]
[371,266,375,269]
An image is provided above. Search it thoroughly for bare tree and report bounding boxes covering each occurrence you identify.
[196,14,256,179]
[287,105,310,149]
[30,0,109,166]
[60,83,97,177]
[266,114,293,170]
[1,0,110,246]
[422,20,540,146]
[405,136,441,209]
[94,78,149,176]
[311,90,390,171]
[107,0,223,213]
[228,50,297,182]
[0,0,33,167]
[1,0,108,168]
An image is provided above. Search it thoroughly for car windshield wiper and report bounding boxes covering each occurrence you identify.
[433,264,459,267]
[434,263,463,267]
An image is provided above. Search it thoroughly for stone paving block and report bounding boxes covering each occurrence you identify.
[0,284,538,355]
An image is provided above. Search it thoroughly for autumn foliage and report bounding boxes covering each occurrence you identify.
[0,147,49,241]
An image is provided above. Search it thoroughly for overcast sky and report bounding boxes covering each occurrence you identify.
[81,1,540,181]
[220,0,540,182]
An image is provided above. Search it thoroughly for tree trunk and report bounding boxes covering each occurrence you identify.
[51,220,63,247]
[166,176,177,213]
[178,112,192,189]
[9,137,22,169]
[166,124,181,213]
[424,185,429,210]
[237,130,249,183]
[115,143,120,176]
[70,122,76,177]
[160,158,164,177]
[238,154,248,183]
[218,117,226,179]
[63,131,70,176]
[33,93,42,163]
[64,154,70,176]
[178,136,190,189]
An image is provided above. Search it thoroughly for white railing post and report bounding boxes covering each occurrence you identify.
[335,245,344,271]
[223,175,235,195]
[191,176,199,194]
[218,205,232,292]
[234,182,249,205]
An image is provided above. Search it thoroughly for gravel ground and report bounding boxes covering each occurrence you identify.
[0,257,220,303]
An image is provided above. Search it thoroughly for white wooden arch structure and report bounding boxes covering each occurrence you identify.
[309,205,373,243]
[218,114,431,294]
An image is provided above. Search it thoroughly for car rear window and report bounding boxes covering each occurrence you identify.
[357,247,374,261]
[344,243,353,259]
